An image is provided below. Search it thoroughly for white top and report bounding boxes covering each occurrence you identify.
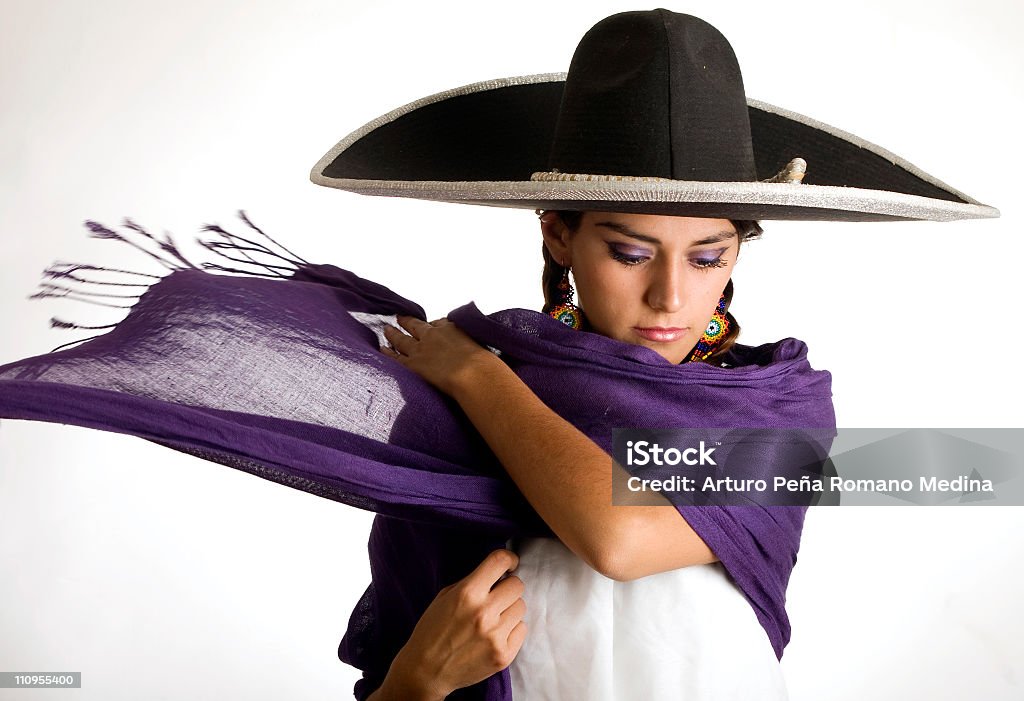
[506,536,788,701]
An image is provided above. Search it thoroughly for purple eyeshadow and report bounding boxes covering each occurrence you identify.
[693,247,728,263]
[611,243,652,257]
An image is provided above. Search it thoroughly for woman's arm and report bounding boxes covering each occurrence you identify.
[382,316,718,581]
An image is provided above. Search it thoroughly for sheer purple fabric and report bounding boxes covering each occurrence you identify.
[0,218,835,700]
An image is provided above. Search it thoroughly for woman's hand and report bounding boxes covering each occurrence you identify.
[380,315,496,397]
[371,549,528,701]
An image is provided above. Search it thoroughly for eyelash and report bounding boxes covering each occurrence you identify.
[607,245,728,270]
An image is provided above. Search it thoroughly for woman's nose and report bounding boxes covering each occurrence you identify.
[646,263,685,313]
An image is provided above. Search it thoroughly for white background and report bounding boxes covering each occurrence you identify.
[1,0,1022,699]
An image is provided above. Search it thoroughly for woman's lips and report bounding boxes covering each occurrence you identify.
[633,326,688,342]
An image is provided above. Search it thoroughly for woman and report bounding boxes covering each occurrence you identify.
[303,11,992,696]
[367,212,788,701]
[0,5,1007,699]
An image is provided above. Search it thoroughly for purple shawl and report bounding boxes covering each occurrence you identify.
[0,217,836,700]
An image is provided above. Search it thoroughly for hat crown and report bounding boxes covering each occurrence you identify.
[548,9,757,182]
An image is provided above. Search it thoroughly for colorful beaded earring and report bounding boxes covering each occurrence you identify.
[687,293,730,362]
[548,264,583,329]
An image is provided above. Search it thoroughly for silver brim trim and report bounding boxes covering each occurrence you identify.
[308,175,998,221]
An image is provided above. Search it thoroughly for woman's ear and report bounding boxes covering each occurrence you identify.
[539,212,573,266]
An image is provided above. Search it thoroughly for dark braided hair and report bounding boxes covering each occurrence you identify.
[540,211,763,365]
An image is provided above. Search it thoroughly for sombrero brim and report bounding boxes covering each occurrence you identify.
[310,73,998,222]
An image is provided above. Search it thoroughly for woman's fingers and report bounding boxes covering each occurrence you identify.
[465,549,520,593]
[480,556,527,652]
[455,550,524,641]
[488,572,525,611]
[395,314,431,338]
[383,316,444,354]
[496,597,527,638]
[382,324,414,355]
[506,620,528,657]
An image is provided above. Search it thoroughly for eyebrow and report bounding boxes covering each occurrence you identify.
[594,221,738,246]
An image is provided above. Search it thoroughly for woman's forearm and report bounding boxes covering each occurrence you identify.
[449,352,714,578]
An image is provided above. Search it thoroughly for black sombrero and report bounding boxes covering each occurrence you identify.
[310,9,998,222]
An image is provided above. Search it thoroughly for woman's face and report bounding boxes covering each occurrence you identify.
[542,211,739,365]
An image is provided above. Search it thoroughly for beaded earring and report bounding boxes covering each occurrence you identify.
[687,293,729,362]
[548,265,583,329]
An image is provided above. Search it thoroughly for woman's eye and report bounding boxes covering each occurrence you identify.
[607,244,650,266]
[690,247,729,270]
[691,257,727,269]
